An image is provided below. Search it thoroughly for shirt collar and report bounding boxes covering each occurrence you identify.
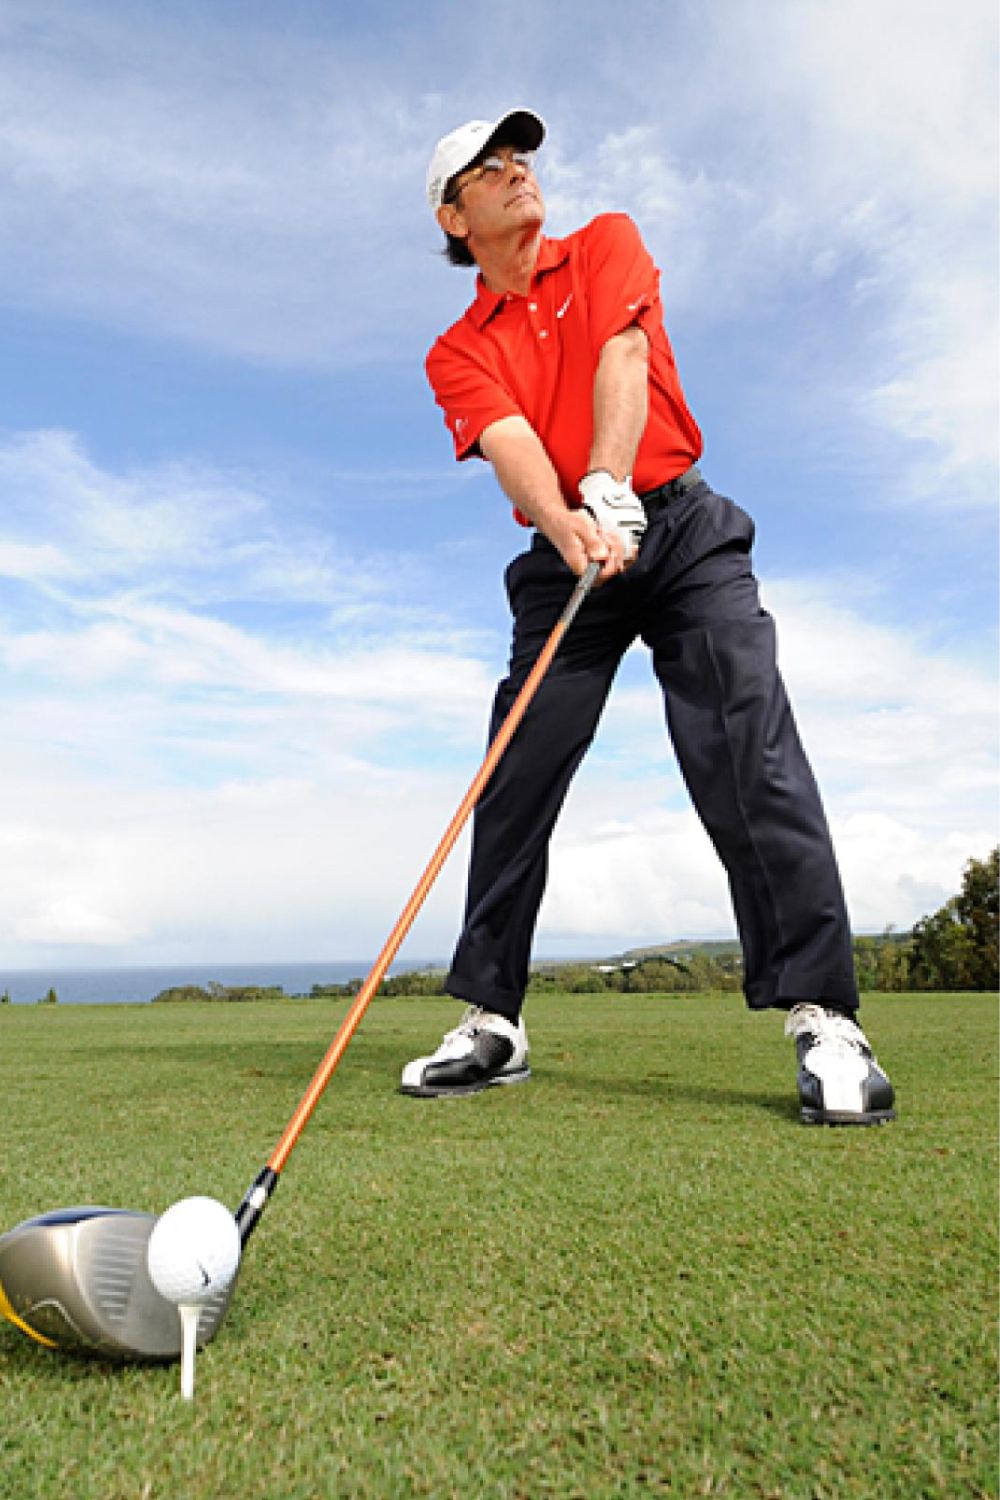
[469,235,571,328]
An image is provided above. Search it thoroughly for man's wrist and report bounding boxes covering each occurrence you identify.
[577,471,647,557]
[578,470,639,510]
[583,464,629,486]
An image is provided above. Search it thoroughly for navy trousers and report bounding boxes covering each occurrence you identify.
[444,477,859,1020]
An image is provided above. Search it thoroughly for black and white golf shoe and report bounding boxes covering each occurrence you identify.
[786,1004,896,1126]
[400,1006,530,1098]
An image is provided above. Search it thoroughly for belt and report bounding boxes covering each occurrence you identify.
[639,464,703,520]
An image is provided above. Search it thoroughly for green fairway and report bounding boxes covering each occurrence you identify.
[0,992,996,1498]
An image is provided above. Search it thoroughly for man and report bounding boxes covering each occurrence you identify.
[402,108,895,1126]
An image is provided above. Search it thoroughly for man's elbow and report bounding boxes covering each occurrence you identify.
[480,414,537,463]
[605,325,650,364]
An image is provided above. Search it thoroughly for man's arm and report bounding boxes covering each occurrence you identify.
[587,325,649,481]
[575,324,650,564]
[479,416,622,581]
[478,325,650,581]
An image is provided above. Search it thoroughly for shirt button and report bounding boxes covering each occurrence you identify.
[529,302,538,312]
[539,329,549,340]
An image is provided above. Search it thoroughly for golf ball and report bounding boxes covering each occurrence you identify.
[147,1196,241,1305]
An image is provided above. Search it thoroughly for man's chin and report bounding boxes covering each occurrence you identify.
[511,205,545,235]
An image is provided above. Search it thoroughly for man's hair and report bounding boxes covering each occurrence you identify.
[442,228,476,267]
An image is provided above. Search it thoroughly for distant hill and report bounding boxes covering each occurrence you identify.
[531,940,742,973]
[538,933,911,970]
[617,939,743,963]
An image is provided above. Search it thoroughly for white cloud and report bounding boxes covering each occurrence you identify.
[0,430,498,872]
[0,429,259,583]
[542,805,731,948]
[541,796,994,952]
[1,423,991,963]
[765,579,997,825]
[0,429,421,646]
[828,814,988,935]
[544,1,998,499]
[0,755,476,963]
[0,547,994,963]
[0,539,77,581]
[16,896,139,948]
[705,0,999,494]
[535,570,997,947]
[0,424,500,965]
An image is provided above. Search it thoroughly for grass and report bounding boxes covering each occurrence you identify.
[0,991,996,1499]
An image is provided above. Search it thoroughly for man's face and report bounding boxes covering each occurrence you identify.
[437,143,545,253]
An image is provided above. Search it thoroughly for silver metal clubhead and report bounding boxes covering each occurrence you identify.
[0,1207,235,1361]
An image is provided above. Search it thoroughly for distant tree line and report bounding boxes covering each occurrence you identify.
[146,849,997,1003]
[152,981,286,1003]
[527,951,745,995]
[0,986,57,1004]
[887,847,998,992]
[308,971,453,1000]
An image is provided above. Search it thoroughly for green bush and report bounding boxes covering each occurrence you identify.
[151,983,286,1003]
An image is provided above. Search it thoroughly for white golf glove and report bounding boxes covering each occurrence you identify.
[578,470,647,558]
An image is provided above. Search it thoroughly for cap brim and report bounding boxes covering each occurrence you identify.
[485,108,545,154]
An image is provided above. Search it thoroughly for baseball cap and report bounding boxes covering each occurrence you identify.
[426,108,546,212]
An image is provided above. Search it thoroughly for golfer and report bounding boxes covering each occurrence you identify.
[402,108,895,1126]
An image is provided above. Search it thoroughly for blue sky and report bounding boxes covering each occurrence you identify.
[0,0,996,969]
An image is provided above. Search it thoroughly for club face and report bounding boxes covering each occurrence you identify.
[0,1207,235,1361]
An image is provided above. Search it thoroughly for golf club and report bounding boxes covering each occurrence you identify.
[0,561,600,1364]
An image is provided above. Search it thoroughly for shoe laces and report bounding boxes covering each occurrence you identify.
[788,1004,872,1058]
[443,1005,488,1043]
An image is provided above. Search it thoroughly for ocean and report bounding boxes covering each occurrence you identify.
[0,959,444,1006]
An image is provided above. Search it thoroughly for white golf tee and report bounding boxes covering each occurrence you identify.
[178,1303,201,1400]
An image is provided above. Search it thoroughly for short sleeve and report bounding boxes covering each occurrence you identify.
[582,214,663,350]
[425,335,521,462]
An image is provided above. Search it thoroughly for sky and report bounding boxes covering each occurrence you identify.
[0,0,996,972]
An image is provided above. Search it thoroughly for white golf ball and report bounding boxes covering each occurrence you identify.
[147,1196,241,1306]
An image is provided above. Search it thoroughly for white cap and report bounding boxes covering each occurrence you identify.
[426,108,545,212]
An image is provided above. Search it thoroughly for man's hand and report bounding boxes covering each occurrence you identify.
[578,470,647,562]
[477,416,643,584]
[546,506,620,583]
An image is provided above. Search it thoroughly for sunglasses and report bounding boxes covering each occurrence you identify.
[443,149,537,206]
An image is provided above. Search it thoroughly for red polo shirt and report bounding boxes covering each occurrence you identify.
[426,213,702,525]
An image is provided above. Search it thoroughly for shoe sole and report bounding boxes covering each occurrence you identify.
[800,1107,897,1127]
[399,1066,531,1099]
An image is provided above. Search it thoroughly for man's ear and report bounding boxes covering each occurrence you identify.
[437,202,468,243]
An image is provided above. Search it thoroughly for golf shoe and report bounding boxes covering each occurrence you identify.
[786,1003,896,1126]
[401,1006,529,1097]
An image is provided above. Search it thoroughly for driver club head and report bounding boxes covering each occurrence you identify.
[0,1206,235,1361]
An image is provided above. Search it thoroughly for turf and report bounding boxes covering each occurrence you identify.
[0,992,996,1499]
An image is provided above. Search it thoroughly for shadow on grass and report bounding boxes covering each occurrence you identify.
[63,1033,802,1121]
[537,1067,800,1121]
[0,1332,157,1382]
